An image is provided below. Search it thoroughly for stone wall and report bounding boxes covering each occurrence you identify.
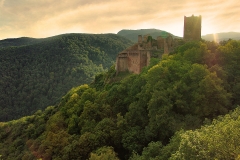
[157,37,164,49]
[140,50,150,71]
[116,50,151,74]
[116,53,128,73]
[128,51,141,74]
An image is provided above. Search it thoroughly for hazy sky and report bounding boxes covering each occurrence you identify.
[0,0,239,40]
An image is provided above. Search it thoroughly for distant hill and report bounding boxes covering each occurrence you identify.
[0,33,133,121]
[117,29,181,42]
[202,32,240,42]
[117,29,240,43]
[0,37,44,48]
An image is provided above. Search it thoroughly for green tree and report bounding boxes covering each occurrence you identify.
[89,146,119,160]
[170,107,240,160]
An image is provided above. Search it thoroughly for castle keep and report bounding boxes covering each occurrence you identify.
[116,15,202,74]
[184,15,201,40]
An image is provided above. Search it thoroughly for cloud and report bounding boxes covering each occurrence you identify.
[0,0,4,7]
[0,0,239,39]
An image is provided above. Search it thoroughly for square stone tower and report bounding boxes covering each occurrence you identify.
[183,15,201,40]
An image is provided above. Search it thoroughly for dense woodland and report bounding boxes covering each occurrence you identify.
[0,33,133,121]
[0,39,240,159]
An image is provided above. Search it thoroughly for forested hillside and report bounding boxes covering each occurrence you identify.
[0,37,43,48]
[1,39,240,159]
[0,33,133,121]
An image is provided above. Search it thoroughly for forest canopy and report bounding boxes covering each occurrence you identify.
[0,39,240,160]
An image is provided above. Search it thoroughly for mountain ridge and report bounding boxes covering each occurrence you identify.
[201,32,240,42]
[2,30,240,46]
[117,29,181,42]
[117,29,240,42]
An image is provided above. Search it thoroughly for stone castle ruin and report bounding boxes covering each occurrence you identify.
[116,15,202,74]
[116,32,175,74]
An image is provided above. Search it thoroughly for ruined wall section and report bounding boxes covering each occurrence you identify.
[128,51,141,74]
[140,50,150,71]
[163,39,169,54]
[116,53,128,73]
[157,37,164,50]
[116,50,151,74]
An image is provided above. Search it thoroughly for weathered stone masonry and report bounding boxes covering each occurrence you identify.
[115,45,151,74]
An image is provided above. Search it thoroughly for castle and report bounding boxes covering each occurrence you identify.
[116,15,202,74]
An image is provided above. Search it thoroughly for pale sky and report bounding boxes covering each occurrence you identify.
[0,0,239,40]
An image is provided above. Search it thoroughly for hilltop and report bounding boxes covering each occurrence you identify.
[0,33,133,121]
[0,37,44,48]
